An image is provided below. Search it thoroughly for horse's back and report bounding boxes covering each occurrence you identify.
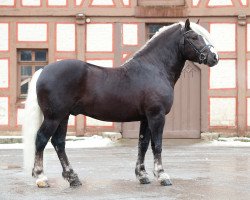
[38,59,86,80]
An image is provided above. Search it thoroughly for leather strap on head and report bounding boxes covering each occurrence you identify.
[180,30,214,64]
[179,35,185,57]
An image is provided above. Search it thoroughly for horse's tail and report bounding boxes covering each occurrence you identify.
[23,69,43,174]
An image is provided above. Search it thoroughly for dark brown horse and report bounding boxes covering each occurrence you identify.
[23,19,219,188]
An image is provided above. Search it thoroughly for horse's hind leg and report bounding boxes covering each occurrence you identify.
[32,118,60,187]
[147,111,172,186]
[51,116,82,187]
[135,120,151,184]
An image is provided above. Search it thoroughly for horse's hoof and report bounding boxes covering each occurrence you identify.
[157,172,172,186]
[36,177,50,188]
[138,176,150,184]
[136,172,150,184]
[70,179,82,188]
[160,179,172,186]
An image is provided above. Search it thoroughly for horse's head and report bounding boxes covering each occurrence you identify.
[180,19,219,67]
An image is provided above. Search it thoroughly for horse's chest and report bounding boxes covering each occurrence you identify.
[154,86,174,114]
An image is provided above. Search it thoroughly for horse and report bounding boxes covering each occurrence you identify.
[23,19,219,188]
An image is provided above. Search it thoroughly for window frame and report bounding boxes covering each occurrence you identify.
[147,23,173,39]
[17,49,48,99]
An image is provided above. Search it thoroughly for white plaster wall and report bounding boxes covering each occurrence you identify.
[210,23,235,52]
[22,0,40,6]
[247,60,250,89]
[0,0,14,6]
[17,108,24,125]
[91,0,114,5]
[247,24,250,52]
[192,0,200,6]
[86,24,113,52]
[76,0,83,5]
[18,23,47,42]
[0,59,9,88]
[86,117,113,126]
[210,98,236,126]
[240,0,247,5]
[56,24,75,51]
[0,23,8,51]
[87,60,113,68]
[247,98,250,126]
[123,24,138,45]
[210,59,236,89]
[122,0,130,6]
[208,0,232,6]
[48,0,66,6]
[122,53,128,59]
[0,97,8,125]
[68,115,75,126]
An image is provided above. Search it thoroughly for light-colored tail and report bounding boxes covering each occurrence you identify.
[23,69,43,174]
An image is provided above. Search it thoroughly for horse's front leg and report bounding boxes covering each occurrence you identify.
[147,110,172,186]
[51,116,82,187]
[135,120,151,184]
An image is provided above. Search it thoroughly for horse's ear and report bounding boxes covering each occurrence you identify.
[196,19,200,24]
[185,19,191,30]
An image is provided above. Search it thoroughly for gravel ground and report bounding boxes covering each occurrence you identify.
[0,139,250,200]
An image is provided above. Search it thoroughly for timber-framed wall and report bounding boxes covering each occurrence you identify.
[0,0,250,137]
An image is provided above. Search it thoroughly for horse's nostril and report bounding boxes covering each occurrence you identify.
[213,53,217,60]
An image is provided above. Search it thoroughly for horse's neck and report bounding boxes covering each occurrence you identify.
[168,57,186,85]
[133,28,186,86]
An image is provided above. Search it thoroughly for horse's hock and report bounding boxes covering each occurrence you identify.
[122,62,201,139]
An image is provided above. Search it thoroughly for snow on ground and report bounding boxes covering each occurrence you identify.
[209,137,250,147]
[1,135,250,149]
[0,135,114,149]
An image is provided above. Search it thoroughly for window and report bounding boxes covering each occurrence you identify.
[17,49,48,98]
[147,23,173,39]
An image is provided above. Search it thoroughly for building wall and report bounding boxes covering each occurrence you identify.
[0,0,250,136]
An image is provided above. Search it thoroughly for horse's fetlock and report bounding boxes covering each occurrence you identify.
[32,168,43,178]
[139,164,145,171]
[153,147,162,155]
[135,163,146,173]
[153,169,163,178]
[62,170,80,184]
[136,169,150,184]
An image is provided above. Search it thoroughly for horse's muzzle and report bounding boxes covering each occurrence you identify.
[207,53,219,67]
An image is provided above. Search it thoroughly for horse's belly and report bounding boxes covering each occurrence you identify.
[79,100,144,122]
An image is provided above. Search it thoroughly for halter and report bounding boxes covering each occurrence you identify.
[180,30,214,64]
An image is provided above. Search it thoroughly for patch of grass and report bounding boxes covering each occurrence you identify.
[234,139,250,142]
[217,139,227,142]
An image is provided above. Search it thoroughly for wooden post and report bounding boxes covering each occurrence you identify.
[75,17,86,136]
[237,17,247,136]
